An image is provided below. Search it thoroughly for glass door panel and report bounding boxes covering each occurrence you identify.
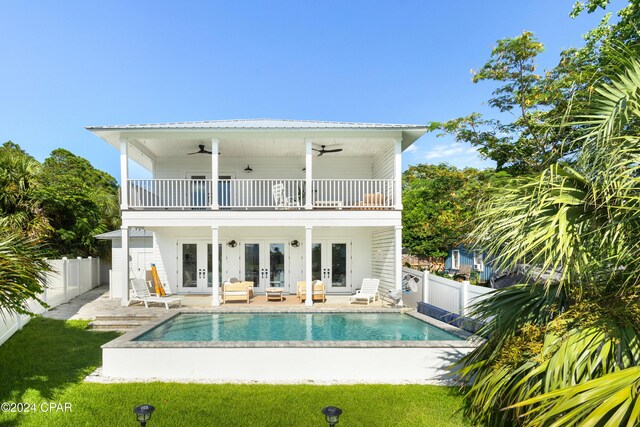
[244,243,260,288]
[311,243,322,281]
[269,243,285,287]
[331,243,347,288]
[182,244,198,288]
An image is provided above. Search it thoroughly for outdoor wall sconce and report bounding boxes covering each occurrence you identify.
[244,164,253,173]
[227,240,238,248]
[291,240,300,247]
[134,404,155,427]
[322,406,343,427]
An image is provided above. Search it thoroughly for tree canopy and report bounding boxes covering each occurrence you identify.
[401,164,509,258]
[0,143,119,258]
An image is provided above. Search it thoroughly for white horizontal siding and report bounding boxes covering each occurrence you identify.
[372,143,394,179]
[371,227,395,293]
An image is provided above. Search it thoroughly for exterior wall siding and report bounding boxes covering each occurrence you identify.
[372,143,394,179]
[140,226,376,295]
[444,245,493,283]
[371,227,396,293]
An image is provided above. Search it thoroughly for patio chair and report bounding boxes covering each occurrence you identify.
[348,278,380,305]
[297,280,326,302]
[272,183,300,209]
[130,278,182,310]
[223,281,252,303]
[355,193,385,210]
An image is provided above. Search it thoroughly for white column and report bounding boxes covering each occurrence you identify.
[211,138,219,210]
[394,225,402,291]
[305,225,313,306]
[305,138,313,210]
[211,226,220,306]
[121,226,130,306]
[394,138,402,210]
[120,138,129,210]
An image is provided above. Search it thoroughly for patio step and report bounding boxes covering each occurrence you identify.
[93,314,159,322]
[89,320,147,331]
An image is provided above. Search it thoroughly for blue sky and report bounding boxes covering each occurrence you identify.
[0,1,621,179]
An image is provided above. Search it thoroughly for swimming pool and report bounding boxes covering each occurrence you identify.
[101,310,478,383]
[135,313,464,342]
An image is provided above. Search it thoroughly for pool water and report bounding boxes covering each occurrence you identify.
[135,313,463,342]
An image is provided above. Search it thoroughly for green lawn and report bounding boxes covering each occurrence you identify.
[0,317,468,426]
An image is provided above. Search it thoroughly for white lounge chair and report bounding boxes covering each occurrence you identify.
[130,278,182,310]
[348,278,380,305]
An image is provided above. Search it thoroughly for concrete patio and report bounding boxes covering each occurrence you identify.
[42,285,398,330]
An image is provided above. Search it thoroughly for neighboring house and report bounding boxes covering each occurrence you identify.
[444,245,493,283]
[87,119,428,306]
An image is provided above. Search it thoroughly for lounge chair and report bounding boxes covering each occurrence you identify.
[355,193,385,210]
[348,278,380,305]
[223,281,252,303]
[130,278,182,310]
[297,280,326,302]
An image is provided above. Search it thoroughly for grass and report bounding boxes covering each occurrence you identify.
[0,317,468,426]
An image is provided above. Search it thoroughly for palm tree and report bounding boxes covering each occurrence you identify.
[0,229,50,316]
[457,49,640,426]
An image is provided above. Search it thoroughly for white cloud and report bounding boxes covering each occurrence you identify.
[422,142,479,160]
[404,144,419,153]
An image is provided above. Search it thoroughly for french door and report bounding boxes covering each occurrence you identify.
[312,241,350,292]
[187,173,210,208]
[241,242,287,293]
[178,241,222,293]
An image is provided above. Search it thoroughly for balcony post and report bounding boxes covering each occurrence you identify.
[120,138,129,210]
[394,138,402,210]
[211,138,219,210]
[305,225,313,306]
[211,226,220,306]
[305,138,313,210]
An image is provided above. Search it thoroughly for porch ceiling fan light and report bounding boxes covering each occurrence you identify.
[244,164,253,173]
[291,240,300,247]
[227,240,237,248]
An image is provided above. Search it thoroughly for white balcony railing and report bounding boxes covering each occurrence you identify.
[312,179,394,209]
[128,179,212,209]
[219,179,305,208]
[127,178,395,210]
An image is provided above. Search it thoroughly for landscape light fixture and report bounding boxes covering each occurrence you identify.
[133,404,155,427]
[322,406,343,427]
[244,164,253,173]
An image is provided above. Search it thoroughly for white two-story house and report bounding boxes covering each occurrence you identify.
[87,119,427,306]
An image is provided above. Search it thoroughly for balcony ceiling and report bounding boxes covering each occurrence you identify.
[87,119,429,171]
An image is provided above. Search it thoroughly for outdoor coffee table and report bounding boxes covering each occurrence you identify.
[265,287,285,301]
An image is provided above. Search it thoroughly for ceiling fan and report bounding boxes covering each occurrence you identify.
[313,145,343,156]
[187,145,212,155]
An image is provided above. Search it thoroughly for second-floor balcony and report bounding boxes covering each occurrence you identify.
[127,178,396,210]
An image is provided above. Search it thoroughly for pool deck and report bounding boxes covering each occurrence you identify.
[43,285,404,322]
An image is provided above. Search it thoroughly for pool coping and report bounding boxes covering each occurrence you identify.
[102,309,483,350]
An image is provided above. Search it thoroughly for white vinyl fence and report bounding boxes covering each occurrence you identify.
[403,267,494,318]
[0,257,101,346]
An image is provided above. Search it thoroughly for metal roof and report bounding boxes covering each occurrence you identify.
[86,118,428,131]
[94,228,153,240]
